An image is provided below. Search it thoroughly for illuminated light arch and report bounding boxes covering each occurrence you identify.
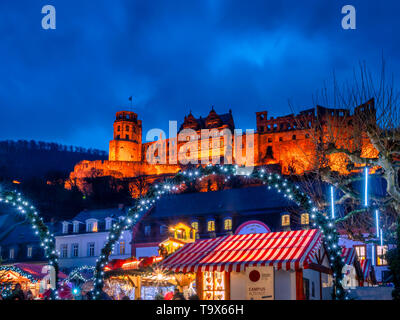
[0,190,60,297]
[92,164,347,300]
[235,220,271,235]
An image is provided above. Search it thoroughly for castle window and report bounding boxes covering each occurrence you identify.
[207,220,215,232]
[281,214,290,227]
[126,126,130,131]
[301,213,310,225]
[125,134,129,140]
[268,138,272,143]
[116,135,120,140]
[279,137,283,142]
[266,146,273,159]
[292,135,296,140]
[117,125,120,131]
[224,218,232,231]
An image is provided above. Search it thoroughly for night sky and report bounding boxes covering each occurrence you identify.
[1,0,400,151]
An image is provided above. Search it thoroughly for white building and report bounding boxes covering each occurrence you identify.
[55,207,132,270]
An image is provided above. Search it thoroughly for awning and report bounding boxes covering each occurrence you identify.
[0,263,67,283]
[160,229,323,273]
[360,259,372,281]
[341,248,357,265]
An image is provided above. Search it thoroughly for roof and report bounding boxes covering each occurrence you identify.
[71,208,127,222]
[0,263,67,281]
[150,186,294,218]
[341,247,357,266]
[160,229,323,273]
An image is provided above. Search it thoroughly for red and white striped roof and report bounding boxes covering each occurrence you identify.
[360,259,372,280]
[161,229,323,273]
[341,247,357,266]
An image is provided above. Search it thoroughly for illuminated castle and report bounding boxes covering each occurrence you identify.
[67,100,377,195]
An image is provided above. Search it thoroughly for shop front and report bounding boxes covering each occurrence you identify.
[161,229,334,300]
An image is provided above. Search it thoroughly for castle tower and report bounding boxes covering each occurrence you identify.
[109,111,142,161]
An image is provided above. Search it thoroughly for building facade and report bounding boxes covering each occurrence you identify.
[67,100,377,196]
[55,207,132,270]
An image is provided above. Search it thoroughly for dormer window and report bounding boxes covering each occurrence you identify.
[73,221,80,233]
[105,218,113,230]
[86,219,98,232]
[62,222,69,234]
[281,214,290,227]
[301,213,310,225]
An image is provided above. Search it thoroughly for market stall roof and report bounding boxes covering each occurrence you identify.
[160,229,323,273]
[0,263,67,282]
[360,259,375,282]
[341,247,357,265]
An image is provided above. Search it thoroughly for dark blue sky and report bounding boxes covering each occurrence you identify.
[1,0,400,151]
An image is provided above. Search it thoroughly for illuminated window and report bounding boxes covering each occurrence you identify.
[191,221,199,231]
[207,220,215,232]
[119,241,125,255]
[281,215,290,226]
[354,245,366,261]
[86,220,98,232]
[301,213,310,225]
[376,245,388,266]
[224,218,232,231]
[27,246,32,258]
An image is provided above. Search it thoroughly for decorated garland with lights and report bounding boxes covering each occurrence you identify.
[92,164,347,300]
[65,265,96,283]
[0,265,39,283]
[0,190,60,295]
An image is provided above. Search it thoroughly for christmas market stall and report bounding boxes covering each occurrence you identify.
[340,248,363,289]
[102,256,196,300]
[0,263,67,299]
[160,229,334,300]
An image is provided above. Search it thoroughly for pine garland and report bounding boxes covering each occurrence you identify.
[92,164,348,300]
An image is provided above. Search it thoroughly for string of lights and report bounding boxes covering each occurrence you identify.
[91,164,348,300]
[0,189,60,299]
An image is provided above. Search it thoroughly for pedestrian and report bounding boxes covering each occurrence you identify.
[11,284,25,300]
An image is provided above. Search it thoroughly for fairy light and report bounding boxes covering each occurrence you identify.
[364,167,369,207]
[90,164,347,300]
[330,186,335,219]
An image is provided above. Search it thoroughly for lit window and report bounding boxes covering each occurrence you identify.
[281,215,290,227]
[191,221,199,231]
[207,220,215,232]
[119,241,125,255]
[27,246,33,258]
[88,243,95,257]
[72,244,79,257]
[61,244,68,258]
[86,220,98,232]
[301,213,309,225]
[9,248,15,259]
[224,218,232,231]
[354,245,366,261]
[376,245,388,266]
